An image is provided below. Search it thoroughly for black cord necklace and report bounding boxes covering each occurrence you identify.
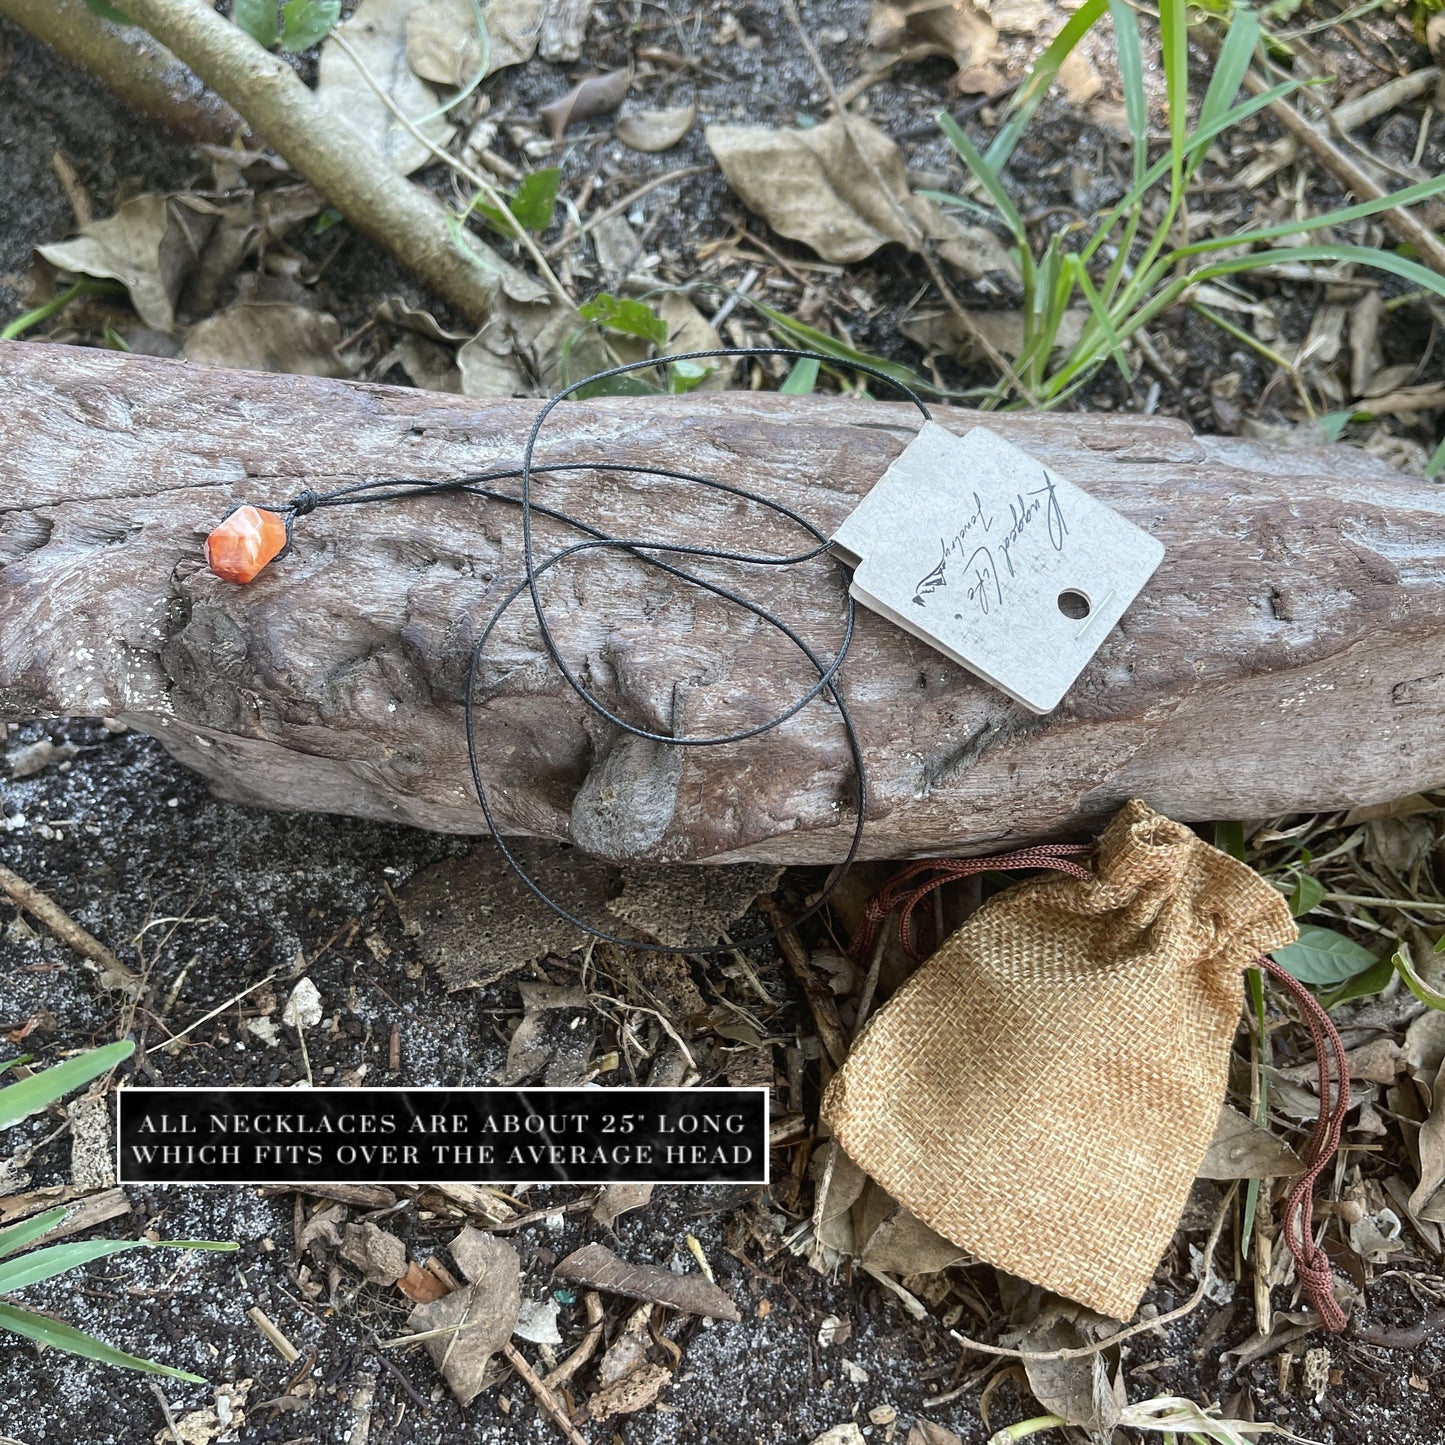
[208,347,933,954]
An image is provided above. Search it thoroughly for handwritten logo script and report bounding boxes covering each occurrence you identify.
[912,469,1067,615]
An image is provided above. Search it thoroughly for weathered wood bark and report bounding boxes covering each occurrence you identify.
[2,340,1443,863]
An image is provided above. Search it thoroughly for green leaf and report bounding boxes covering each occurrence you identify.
[1213,820,1246,861]
[509,168,561,233]
[1318,410,1353,443]
[1271,925,1378,987]
[1320,954,1394,1011]
[1288,871,1327,918]
[744,297,940,393]
[81,0,132,23]
[938,112,1026,247]
[0,1237,236,1295]
[0,1040,134,1131]
[0,1209,68,1261]
[666,359,714,394]
[1107,0,1148,187]
[1158,0,1189,185]
[1392,946,1445,1009]
[0,1301,206,1383]
[780,356,820,395]
[0,1055,32,1077]
[577,293,668,346]
[233,0,278,48]
[1191,9,1259,175]
[984,0,1109,172]
[1428,432,1445,481]
[279,0,340,52]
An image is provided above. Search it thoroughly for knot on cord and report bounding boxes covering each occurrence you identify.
[290,488,322,518]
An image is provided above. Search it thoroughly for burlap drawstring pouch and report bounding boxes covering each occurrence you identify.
[822,798,1350,1328]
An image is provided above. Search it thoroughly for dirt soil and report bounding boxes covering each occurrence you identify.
[4,3,1445,1443]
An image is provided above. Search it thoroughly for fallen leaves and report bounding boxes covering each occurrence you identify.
[554,1241,740,1321]
[405,1229,521,1406]
[1198,1106,1303,1181]
[183,303,350,377]
[615,104,696,153]
[315,0,456,176]
[706,113,1015,278]
[538,68,631,143]
[36,194,217,331]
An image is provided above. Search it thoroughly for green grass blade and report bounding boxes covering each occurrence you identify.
[1428,433,1445,480]
[0,1041,134,1131]
[915,188,1003,224]
[984,0,1109,171]
[1068,256,1132,384]
[1191,9,1259,175]
[1078,80,1307,271]
[1158,0,1189,190]
[744,297,942,392]
[1173,172,1445,255]
[1190,243,1445,302]
[780,356,819,394]
[0,1302,206,1383]
[938,111,1027,246]
[1107,0,1148,187]
[0,1237,237,1294]
[0,1210,68,1261]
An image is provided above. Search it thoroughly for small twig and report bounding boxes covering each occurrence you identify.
[327,29,574,309]
[154,971,280,1053]
[1229,59,1445,280]
[148,1382,183,1444]
[948,1186,1238,1363]
[248,1305,302,1363]
[0,862,139,993]
[502,1341,591,1445]
[544,164,711,259]
[481,1198,596,1233]
[543,1290,605,1389]
[755,895,851,1070]
[852,930,888,1038]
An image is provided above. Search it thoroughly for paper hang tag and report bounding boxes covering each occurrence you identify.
[831,423,1165,714]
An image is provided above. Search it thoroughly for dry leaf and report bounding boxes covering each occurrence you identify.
[1405,1010,1445,1077]
[868,1,997,70]
[594,1181,655,1227]
[317,0,456,176]
[902,305,1088,363]
[1014,1313,1125,1434]
[1058,48,1103,104]
[809,1427,866,1445]
[341,1222,408,1284]
[908,1425,964,1445]
[407,1234,520,1406]
[152,1379,252,1445]
[615,104,697,152]
[280,976,324,1030]
[554,1242,740,1321]
[36,193,218,331]
[1199,1105,1304,1180]
[183,303,351,378]
[1409,1058,1445,1218]
[706,113,1015,278]
[589,1362,673,1419]
[539,68,631,142]
[858,1202,968,1275]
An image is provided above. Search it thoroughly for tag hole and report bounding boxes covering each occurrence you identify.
[1057,590,1091,620]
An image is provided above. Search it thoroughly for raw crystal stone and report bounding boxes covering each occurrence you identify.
[205,505,287,583]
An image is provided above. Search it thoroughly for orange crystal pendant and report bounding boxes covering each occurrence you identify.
[205,505,288,584]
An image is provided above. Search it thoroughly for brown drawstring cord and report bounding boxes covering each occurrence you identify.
[1257,955,1352,1333]
[846,844,1096,965]
[848,852,1352,1332]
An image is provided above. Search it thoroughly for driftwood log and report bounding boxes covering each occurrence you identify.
[2,340,1443,863]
